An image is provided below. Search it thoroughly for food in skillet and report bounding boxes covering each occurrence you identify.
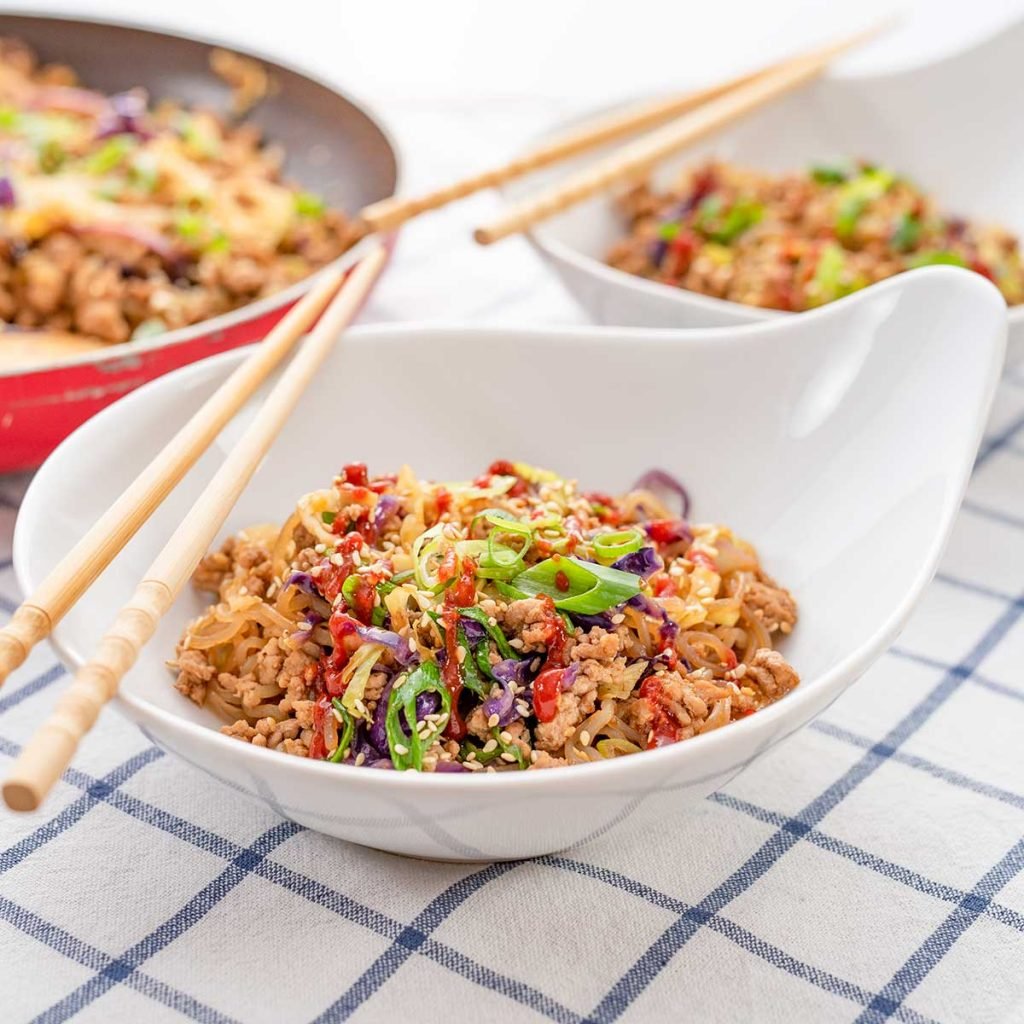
[0,37,357,345]
[607,159,1024,311]
[171,461,799,772]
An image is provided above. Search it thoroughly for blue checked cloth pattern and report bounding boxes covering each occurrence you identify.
[1,100,1024,1023]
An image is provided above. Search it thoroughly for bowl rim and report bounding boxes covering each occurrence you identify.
[14,267,1006,795]
[0,9,405,379]
[519,22,1024,330]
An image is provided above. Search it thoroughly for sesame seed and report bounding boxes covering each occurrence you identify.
[486,765,497,773]
[407,636,417,653]
[354,699,368,716]
[331,553,345,566]
[508,638,524,650]
[315,544,327,554]
[482,739,498,753]
[611,614,625,625]
[579,730,591,746]
[393,743,409,756]
[354,752,366,766]
[487,616,498,627]
[455,646,466,664]
[466,751,477,761]
[499,752,517,763]
[332,708,344,723]
[499,730,513,744]
[464,759,482,771]
[487,713,500,729]
[530,750,539,763]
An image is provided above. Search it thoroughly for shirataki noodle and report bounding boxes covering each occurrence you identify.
[171,461,800,772]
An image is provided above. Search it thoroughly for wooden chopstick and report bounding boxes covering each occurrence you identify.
[473,23,886,245]
[2,244,387,812]
[355,67,768,236]
[0,267,349,691]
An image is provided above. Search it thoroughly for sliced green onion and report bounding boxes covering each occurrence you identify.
[84,135,135,175]
[809,162,852,185]
[891,212,921,252]
[412,524,446,590]
[460,727,527,769]
[834,168,894,240]
[807,242,865,307]
[707,198,763,245]
[385,662,452,771]
[375,569,414,601]
[456,624,489,698]
[908,250,967,269]
[658,221,681,242]
[328,699,356,762]
[341,573,360,607]
[509,556,641,614]
[321,510,337,525]
[295,190,326,218]
[458,605,514,660]
[592,528,644,565]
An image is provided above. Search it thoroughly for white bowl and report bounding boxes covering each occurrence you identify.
[518,21,1024,365]
[14,268,1006,861]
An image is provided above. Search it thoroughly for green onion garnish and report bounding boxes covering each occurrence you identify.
[592,528,644,565]
[891,213,921,252]
[385,662,452,770]
[707,198,763,245]
[84,135,135,176]
[810,162,852,185]
[321,511,337,525]
[509,556,641,614]
[328,699,356,763]
[294,190,326,218]
[458,605,514,660]
[908,250,967,269]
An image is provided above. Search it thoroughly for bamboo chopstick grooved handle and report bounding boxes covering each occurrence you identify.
[0,267,346,691]
[2,579,170,812]
[2,246,387,813]
[0,604,51,680]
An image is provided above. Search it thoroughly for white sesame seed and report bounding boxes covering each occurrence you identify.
[332,708,344,722]
[508,638,524,650]
[487,616,498,627]
[464,759,482,771]
[487,713,500,729]
[466,751,477,762]
[393,743,409,756]
[499,752,517,763]
[579,731,591,747]
[611,614,625,625]
[354,752,366,766]
[499,730,513,744]
[482,738,498,753]
[407,636,417,653]
[530,750,539,763]
[455,646,466,664]
[315,543,327,554]
[486,765,497,773]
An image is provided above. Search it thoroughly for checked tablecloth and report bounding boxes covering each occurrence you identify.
[1,99,1024,1024]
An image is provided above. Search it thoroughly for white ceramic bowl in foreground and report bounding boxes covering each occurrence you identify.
[15,268,1006,861]
[518,21,1024,365]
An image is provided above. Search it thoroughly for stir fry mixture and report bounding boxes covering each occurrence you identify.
[0,38,356,343]
[172,461,799,773]
[607,159,1024,311]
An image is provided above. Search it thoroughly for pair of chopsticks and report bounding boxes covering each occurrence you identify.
[358,23,887,245]
[0,23,884,812]
[1,247,387,811]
